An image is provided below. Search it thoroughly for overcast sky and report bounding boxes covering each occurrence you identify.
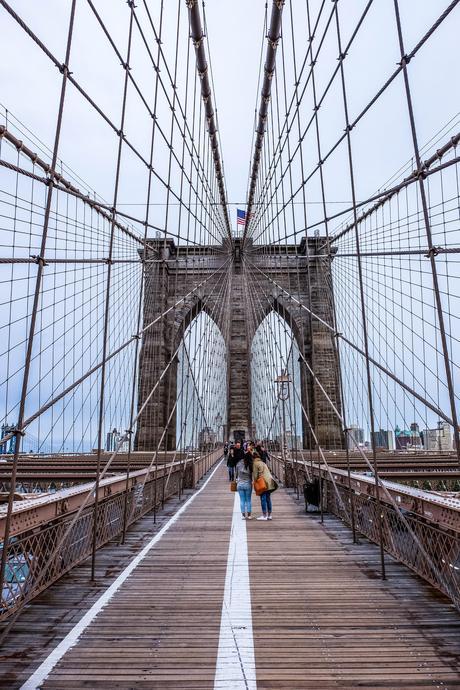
[1,1,459,449]
[1,1,459,219]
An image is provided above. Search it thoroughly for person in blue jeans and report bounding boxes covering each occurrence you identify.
[252,453,277,520]
[235,455,253,519]
[260,489,272,517]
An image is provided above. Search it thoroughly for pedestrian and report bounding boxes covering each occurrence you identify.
[235,452,253,519]
[228,440,244,481]
[255,440,269,463]
[252,452,278,520]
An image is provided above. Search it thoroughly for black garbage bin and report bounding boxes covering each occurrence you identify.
[303,479,320,513]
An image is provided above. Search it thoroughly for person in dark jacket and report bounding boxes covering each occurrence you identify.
[232,441,245,463]
[226,448,235,481]
[227,441,244,481]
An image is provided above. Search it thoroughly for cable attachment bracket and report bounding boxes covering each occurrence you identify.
[267,36,280,50]
[30,254,48,267]
[11,426,26,437]
[425,246,442,259]
[398,54,412,67]
[59,63,72,77]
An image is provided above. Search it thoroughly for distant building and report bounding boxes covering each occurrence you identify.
[422,422,452,451]
[387,430,395,450]
[199,427,216,449]
[422,428,438,450]
[438,422,452,450]
[0,423,17,455]
[106,428,117,452]
[395,426,411,450]
[409,422,422,449]
[105,428,128,452]
[347,425,364,450]
[371,428,394,450]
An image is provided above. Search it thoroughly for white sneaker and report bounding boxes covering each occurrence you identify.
[256,515,268,521]
[246,515,253,520]
[267,516,273,520]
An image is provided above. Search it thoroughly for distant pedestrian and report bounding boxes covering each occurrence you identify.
[236,453,253,519]
[255,441,269,463]
[252,453,277,520]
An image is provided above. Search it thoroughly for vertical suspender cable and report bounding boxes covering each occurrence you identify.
[333,1,386,578]
[392,0,460,465]
[0,0,78,599]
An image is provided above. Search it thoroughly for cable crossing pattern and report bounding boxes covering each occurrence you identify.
[0,0,459,633]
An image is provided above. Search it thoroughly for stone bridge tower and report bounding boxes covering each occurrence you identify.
[134,237,343,452]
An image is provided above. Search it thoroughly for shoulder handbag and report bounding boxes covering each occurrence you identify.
[230,480,237,492]
[253,476,268,496]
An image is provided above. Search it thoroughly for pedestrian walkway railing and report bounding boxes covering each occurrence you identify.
[0,449,222,621]
[273,456,460,610]
[0,451,212,493]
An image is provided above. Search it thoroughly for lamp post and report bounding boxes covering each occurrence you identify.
[215,412,223,445]
[275,371,291,462]
[437,420,443,453]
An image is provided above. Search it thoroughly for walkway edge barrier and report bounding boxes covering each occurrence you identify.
[0,449,223,622]
[276,455,460,610]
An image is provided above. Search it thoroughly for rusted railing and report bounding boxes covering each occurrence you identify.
[0,449,222,621]
[275,457,460,610]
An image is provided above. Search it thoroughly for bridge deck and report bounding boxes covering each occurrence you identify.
[5,462,460,689]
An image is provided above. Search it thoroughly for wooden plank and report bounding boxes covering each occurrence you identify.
[37,465,233,689]
[248,486,460,688]
[2,465,460,689]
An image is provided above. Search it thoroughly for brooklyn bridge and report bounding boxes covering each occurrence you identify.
[0,0,460,688]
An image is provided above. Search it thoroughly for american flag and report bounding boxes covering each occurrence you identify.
[236,208,246,226]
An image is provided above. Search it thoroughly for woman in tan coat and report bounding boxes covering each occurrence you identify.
[252,452,277,520]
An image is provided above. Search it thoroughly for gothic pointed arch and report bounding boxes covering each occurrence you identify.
[251,310,303,449]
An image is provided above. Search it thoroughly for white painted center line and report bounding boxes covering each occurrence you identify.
[214,492,257,690]
[21,459,224,690]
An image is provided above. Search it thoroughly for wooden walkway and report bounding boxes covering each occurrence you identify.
[3,461,460,689]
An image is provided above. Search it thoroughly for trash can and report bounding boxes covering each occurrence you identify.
[303,479,320,513]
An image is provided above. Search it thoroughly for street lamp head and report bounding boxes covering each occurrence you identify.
[274,373,291,384]
[275,371,291,400]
